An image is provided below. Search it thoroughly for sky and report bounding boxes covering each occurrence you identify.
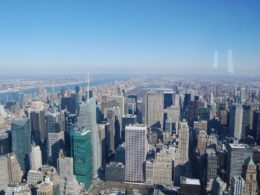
[0,0,259,76]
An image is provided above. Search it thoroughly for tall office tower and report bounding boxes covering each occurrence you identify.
[194,120,208,132]
[0,131,11,155]
[0,155,10,190]
[70,127,93,190]
[7,153,24,184]
[242,105,251,139]
[248,103,260,129]
[78,97,101,178]
[242,158,257,195]
[47,131,64,167]
[125,125,148,183]
[107,95,125,117]
[164,91,174,109]
[30,109,46,145]
[253,110,260,143]
[196,130,207,156]
[227,143,252,183]
[45,111,65,133]
[137,100,145,124]
[229,103,243,140]
[174,93,180,106]
[105,108,116,152]
[45,111,65,166]
[57,156,83,195]
[206,148,218,183]
[126,95,137,114]
[211,177,227,195]
[11,118,31,173]
[64,113,77,156]
[97,124,106,169]
[61,95,78,115]
[178,121,189,166]
[164,105,180,125]
[153,149,173,186]
[240,87,246,104]
[187,100,205,122]
[146,91,164,128]
[122,114,137,142]
[30,146,42,170]
[183,93,192,111]
[230,176,244,195]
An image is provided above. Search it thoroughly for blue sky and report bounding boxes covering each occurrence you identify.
[0,0,259,75]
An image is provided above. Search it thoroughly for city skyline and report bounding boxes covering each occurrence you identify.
[0,1,260,76]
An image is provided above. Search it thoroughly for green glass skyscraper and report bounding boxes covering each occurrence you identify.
[11,118,32,174]
[70,126,93,190]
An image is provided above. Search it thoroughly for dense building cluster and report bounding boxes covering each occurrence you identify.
[0,76,260,195]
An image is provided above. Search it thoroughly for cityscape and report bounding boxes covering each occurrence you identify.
[0,1,260,195]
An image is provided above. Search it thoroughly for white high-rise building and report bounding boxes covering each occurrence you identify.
[229,103,243,140]
[57,156,83,195]
[125,124,148,183]
[30,145,42,170]
[146,91,164,128]
[178,121,189,164]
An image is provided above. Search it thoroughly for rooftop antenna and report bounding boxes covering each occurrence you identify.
[228,49,234,74]
[87,73,90,102]
[213,50,218,69]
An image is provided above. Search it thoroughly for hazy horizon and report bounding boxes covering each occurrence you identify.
[0,0,260,76]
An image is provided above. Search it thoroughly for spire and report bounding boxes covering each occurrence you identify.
[87,73,90,102]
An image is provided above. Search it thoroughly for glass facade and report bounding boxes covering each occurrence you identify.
[11,118,32,173]
[70,127,93,190]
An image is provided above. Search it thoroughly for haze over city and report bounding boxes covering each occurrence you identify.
[0,0,260,76]
[1,1,260,195]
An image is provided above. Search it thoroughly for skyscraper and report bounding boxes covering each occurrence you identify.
[253,110,260,144]
[30,145,42,170]
[242,105,251,139]
[30,109,46,144]
[78,97,101,178]
[11,118,32,173]
[146,91,164,128]
[122,114,136,143]
[229,104,243,140]
[163,91,174,109]
[125,124,148,183]
[178,121,189,166]
[242,157,257,195]
[57,155,83,195]
[45,111,65,167]
[227,143,252,183]
[0,131,11,155]
[206,148,218,183]
[6,153,23,184]
[151,149,173,186]
[230,176,244,195]
[70,127,93,190]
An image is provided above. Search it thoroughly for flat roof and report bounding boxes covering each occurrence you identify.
[184,178,200,185]
[229,143,249,149]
